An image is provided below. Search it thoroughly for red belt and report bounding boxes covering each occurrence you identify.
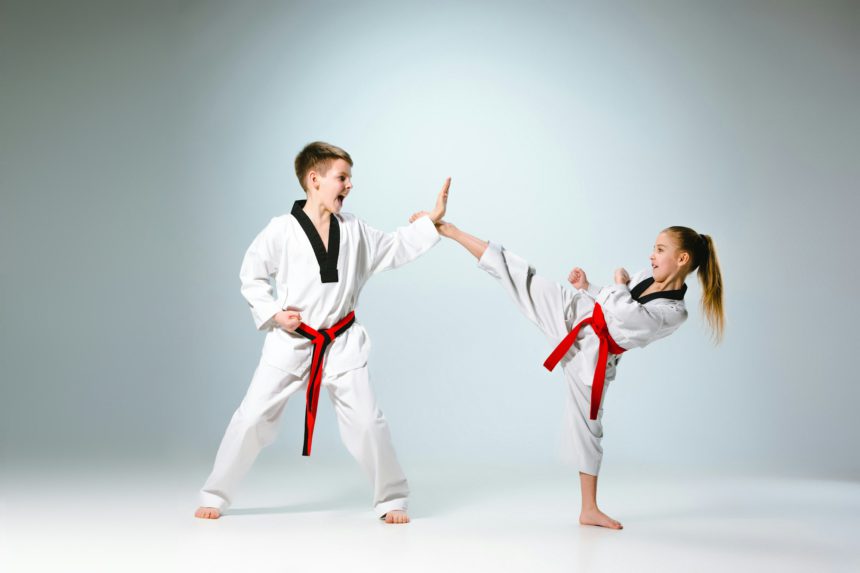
[543,303,626,420]
[295,311,356,456]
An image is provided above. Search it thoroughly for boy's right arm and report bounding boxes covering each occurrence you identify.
[239,218,286,331]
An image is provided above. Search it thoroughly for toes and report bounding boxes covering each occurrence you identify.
[195,507,220,519]
[382,511,409,524]
[195,508,209,519]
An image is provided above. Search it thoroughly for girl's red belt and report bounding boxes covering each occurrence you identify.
[543,303,626,420]
[294,311,356,456]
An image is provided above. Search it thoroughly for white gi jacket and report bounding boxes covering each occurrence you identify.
[239,200,440,375]
[479,243,688,387]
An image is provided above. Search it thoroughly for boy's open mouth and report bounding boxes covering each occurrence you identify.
[336,195,346,206]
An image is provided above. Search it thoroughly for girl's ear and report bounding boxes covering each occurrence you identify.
[678,251,690,266]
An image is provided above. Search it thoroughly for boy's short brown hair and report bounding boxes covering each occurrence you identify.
[294,141,353,192]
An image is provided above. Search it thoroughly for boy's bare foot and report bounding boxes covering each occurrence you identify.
[579,507,622,529]
[195,506,221,519]
[382,509,410,524]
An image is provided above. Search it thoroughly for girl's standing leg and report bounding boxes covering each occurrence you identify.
[579,473,622,529]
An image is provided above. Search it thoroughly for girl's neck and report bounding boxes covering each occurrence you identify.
[652,273,686,292]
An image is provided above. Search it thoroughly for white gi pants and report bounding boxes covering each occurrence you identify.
[479,245,607,476]
[199,360,409,517]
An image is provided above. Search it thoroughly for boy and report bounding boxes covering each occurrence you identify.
[195,142,449,524]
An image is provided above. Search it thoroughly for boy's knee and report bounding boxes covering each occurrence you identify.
[234,407,278,445]
[352,412,387,441]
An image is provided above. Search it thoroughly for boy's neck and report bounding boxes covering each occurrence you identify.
[302,197,332,227]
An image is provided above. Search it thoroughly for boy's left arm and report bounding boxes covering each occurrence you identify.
[362,216,440,275]
[364,178,450,274]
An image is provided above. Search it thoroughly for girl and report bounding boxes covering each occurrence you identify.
[418,217,724,529]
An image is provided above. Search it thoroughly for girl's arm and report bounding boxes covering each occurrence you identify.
[599,279,687,349]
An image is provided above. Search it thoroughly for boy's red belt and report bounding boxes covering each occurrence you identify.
[543,303,626,420]
[294,311,356,456]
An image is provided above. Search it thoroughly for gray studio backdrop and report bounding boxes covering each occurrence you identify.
[2,0,858,477]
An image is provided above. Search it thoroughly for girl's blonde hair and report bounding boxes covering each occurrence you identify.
[664,226,724,343]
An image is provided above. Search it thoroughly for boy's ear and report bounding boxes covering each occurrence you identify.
[307,170,319,190]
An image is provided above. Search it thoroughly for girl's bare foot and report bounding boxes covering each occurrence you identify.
[382,509,410,524]
[194,506,221,519]
[409,210,430,223]
[579,507,622,529]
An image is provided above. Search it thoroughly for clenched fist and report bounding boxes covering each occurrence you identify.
[274,310,302,332]
[568,267,589,290]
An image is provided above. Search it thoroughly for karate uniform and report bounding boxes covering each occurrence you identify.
[478,242,687,475]
[199,201,439,517]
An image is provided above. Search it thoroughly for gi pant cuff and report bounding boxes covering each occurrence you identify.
[199,491,230,512]
[580,459,602,477]
[375,498,408,519]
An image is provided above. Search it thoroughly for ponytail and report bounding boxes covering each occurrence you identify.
[664,227,725,343]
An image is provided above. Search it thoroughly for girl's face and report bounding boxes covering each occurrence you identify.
[650,231,690,282]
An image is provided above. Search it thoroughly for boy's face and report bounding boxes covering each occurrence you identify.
[650,231,689,282]
[308,159,353,214]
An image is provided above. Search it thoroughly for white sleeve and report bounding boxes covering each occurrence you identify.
[585,282,603,299]
[598,281,687,349]
[361,215,440,275]
[239,218,286,331]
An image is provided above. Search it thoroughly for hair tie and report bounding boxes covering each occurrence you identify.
[696,234,709,266]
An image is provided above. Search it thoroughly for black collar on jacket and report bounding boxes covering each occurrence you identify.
[291,200,340,283]
[630,277,687,304]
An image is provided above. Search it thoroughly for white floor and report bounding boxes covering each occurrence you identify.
[2,460,859,573]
